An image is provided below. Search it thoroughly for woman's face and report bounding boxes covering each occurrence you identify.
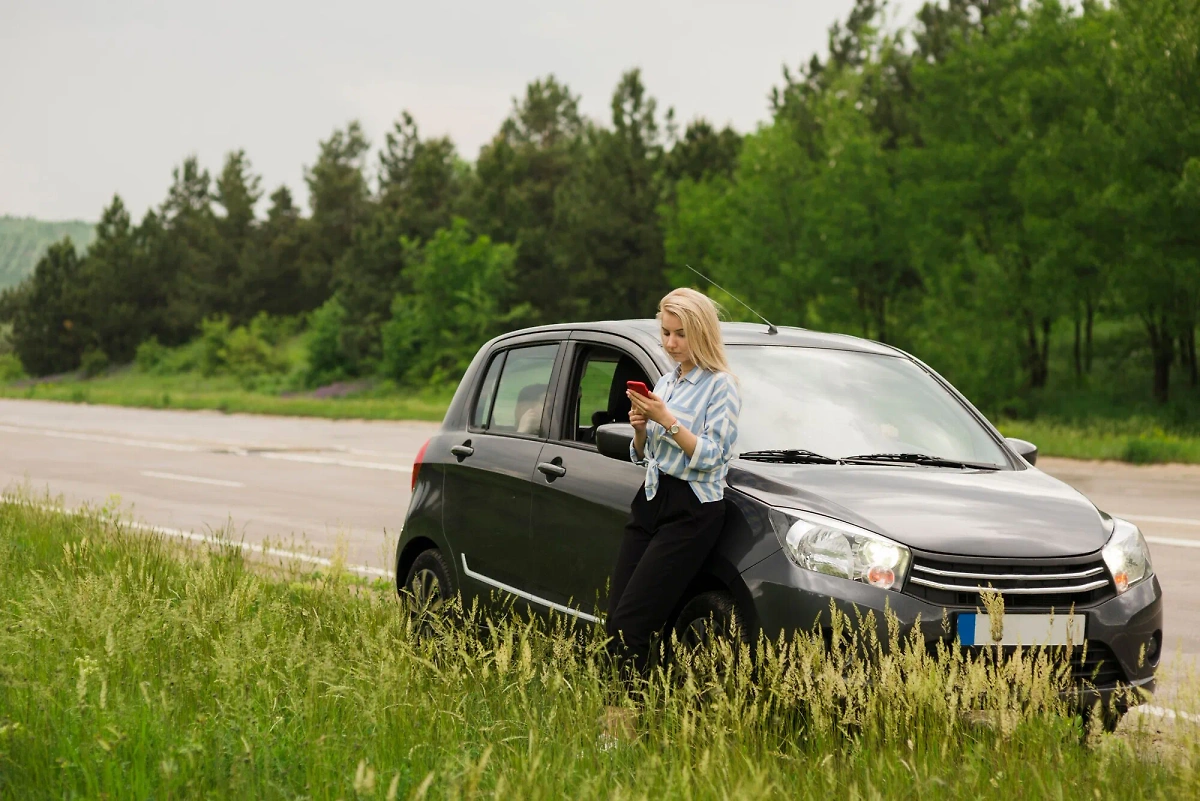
[660,311,694,367]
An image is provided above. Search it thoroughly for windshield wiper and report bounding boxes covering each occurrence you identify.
[842,452,1001,470]
[739,449,843,465]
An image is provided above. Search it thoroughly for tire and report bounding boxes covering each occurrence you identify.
[402,548,455,615]
[673,590,751,654]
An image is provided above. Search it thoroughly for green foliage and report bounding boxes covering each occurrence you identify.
[381,220,530,385]
[0,216,95,289]
[196,315,288,387]
[134,337,167,373]
[7,238,88,376]
[0,353,25,382]
[79,347,109,379]
[304,297,351,387]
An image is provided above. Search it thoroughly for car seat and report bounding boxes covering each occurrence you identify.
[587,356,647,436]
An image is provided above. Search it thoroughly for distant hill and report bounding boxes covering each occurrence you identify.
[0,216,96,289]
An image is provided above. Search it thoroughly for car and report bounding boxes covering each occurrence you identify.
[397,319,1162,722]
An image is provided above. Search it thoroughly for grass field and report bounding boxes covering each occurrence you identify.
[1,497,1198,799]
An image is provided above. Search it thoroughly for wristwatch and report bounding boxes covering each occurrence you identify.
[667,420,681,436]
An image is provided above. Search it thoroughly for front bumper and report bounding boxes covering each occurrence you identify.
[742,548,1163,699]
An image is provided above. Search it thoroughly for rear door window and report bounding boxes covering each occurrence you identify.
[476,344,558,437]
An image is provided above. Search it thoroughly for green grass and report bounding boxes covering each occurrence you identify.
[999,418,1200,464]
[1,497,1198,799]
[0,370,455,422]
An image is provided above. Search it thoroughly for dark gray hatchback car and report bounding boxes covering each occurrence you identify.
[397,320,1162,714]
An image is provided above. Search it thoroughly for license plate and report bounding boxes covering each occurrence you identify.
[956,612,1085,647]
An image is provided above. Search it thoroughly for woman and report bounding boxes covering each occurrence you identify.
[605,287,742,683]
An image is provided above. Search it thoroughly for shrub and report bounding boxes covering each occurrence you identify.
[199,316,232,377]
[134,337,167,373]
[223,325,288,388]
[0,352,26,382]
[79,347,109,378]
[304,297,350,388]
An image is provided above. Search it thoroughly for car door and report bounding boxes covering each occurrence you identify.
[527,335,660,619]
[441,338,564,608]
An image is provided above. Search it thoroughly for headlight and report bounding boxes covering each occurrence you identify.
[1102,517,1153,593]
[770,509,911,590]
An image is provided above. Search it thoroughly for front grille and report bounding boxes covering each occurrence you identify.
[951,641,1127,688]
[904,550,1116,611]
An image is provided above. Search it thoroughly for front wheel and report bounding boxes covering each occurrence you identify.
[673,590,750,654]
[402,549,455,615]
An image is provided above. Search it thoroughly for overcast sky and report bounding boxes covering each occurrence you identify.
[1,0,916,222]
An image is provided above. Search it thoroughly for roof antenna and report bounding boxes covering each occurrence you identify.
[685,264,778,335]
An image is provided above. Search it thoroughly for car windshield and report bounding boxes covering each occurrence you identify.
[725,345,1009,467]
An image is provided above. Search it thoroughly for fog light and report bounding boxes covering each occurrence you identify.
[1147,630,1162,662]
[867,565,896,589]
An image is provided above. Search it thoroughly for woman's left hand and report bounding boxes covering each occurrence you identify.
[627,389,673,428]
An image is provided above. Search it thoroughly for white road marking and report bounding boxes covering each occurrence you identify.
[1,496,393,579]
[1130,704,1200,724]
[0,423,411,472]
[0,424,201,452]
[141,470,245,488]
[1145,536,1200,550]
[258,452,408,472]
[1116,513,1200,528]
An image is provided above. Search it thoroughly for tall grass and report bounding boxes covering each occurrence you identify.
[1,498,1197,798]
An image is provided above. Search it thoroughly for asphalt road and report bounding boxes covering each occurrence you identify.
[3,399,1198,662]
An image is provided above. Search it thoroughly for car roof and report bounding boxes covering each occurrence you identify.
[497,319,902,358]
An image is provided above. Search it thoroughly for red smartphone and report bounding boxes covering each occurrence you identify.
[626,380,651,397]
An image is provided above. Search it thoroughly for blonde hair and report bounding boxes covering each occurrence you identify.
[657,287,733,376]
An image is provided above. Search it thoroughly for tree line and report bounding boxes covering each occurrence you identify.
[2,0,1197,411]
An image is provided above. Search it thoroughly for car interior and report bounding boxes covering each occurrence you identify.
[570,347,650,445]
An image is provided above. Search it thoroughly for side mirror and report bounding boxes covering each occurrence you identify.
[1006,437,1038,466]
[596,422,636,461]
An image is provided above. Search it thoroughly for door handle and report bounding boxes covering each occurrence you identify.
[450,442,474,461]
[537,460,567,480]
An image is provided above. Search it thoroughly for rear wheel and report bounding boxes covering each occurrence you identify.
[402,549,455,615]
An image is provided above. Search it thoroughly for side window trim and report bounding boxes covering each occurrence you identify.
[469,349,506,432]
[549,334,660,445]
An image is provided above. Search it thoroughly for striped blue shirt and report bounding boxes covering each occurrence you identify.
[629,365,741,503]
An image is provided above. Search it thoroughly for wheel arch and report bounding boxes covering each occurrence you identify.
[669,555,758,634]
[396,536,441,593]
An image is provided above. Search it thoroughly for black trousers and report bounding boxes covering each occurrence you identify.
[605,473,727,676]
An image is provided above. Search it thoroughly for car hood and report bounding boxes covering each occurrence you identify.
[728,462,1111,558]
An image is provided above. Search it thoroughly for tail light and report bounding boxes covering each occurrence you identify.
[411,438,431,491]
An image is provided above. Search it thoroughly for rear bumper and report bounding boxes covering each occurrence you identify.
[742,548,1164,692]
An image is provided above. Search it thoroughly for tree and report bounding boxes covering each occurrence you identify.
[76,195,169,363]
[662,119,742,187]
[329,112,473,372]
[304,121,372,305]
[1100,0,1200,401]
[381,219,530,384]
[213,150,263,322]
[9,239,87,375]
[238,186,312,319]
[557,70,669,321]
[158,155,222,336]
[474,76,587,322]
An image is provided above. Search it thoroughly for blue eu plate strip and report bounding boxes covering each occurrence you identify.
[957,613,976,646]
